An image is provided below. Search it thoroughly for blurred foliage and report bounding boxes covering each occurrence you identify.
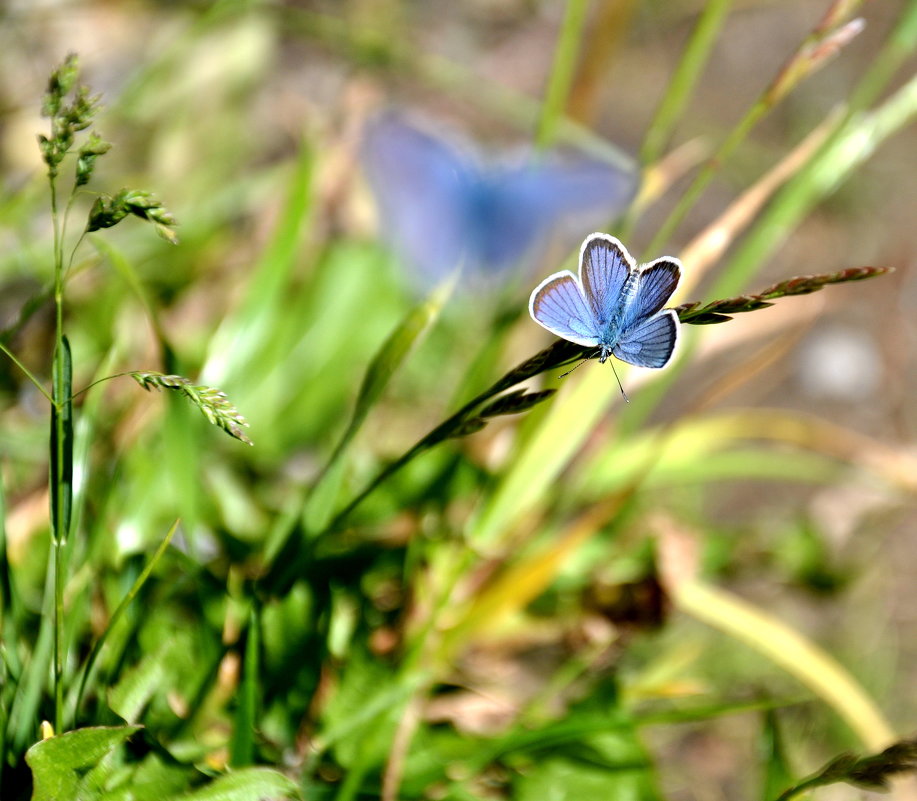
[1,1,916,800]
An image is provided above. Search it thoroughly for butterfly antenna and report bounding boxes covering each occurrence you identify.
[609,360,630,403]
[559,358,588,378]
[559,348,603,379]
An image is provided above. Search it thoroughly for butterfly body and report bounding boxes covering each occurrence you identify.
[529,233,682,369]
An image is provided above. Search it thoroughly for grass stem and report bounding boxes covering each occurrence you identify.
[536,0,591,149]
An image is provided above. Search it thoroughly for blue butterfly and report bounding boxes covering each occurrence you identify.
[361,112,637,287]
[529,233,681,369]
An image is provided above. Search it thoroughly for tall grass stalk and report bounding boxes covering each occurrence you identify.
[536,0,592,149]
[49,169,74,740]
[639,0,734,166]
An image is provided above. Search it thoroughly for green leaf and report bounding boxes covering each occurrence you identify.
[107,639,175,723]
[106,752,191,801]
[174,767,300,801]
[26,725,140,801]
[514,745,658,801]
[760,710,795,801]
[305,278,453,531]
[51,335,73,543]
[229,606,259,767]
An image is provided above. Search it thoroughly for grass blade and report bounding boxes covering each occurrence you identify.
[50,336,73,545]
[0,467,21,784]
[305,278,454,532]
[658,524,894,750]
[640,0,734,165]
[230,605,260,767]
[760,710,794,801]
[469,365,619,549]
[536,0,591,149]
[72,519,179,725]
[50,335,72,734]
[622,19,917,434]
[203,141,313,387]
[90,236,173,364]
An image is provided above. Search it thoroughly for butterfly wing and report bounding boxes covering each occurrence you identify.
[460,175,543,273]
[361,112,474,285]
[578,233,635,323]
[472,158,638,276]
[620,258,681,331]
[529,271,601,347]
[613,257,681,368]
[612,309,679,368]
[505,158,637,230]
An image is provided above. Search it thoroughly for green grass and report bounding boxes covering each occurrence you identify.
[1,1,916,799]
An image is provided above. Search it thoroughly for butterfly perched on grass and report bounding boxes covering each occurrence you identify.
[361,112,637,288]
[529,233,681,369]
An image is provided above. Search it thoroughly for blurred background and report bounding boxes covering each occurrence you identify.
[1,1,915,799]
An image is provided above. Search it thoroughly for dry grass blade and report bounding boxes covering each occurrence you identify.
[767,15,866,106]
[677,107,841,288]
[132,372,252,445]
[656,517,896,753]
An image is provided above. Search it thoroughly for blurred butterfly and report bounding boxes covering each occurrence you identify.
[360,112,637,287]
[529,233,681,369]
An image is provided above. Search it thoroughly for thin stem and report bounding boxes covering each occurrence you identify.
[51,170,64,735]
[323,339,590,533]
[773,777,821,801]
[645,98,767,254]
[70,371,136,401]
[60,188,79,274]
[49,174,75,735]
[0,341,53,403]
[535,0,591,149]
[324,429,447,532]
[322,341,583,533]
[65,230,88,278]
[50,178,62,295]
